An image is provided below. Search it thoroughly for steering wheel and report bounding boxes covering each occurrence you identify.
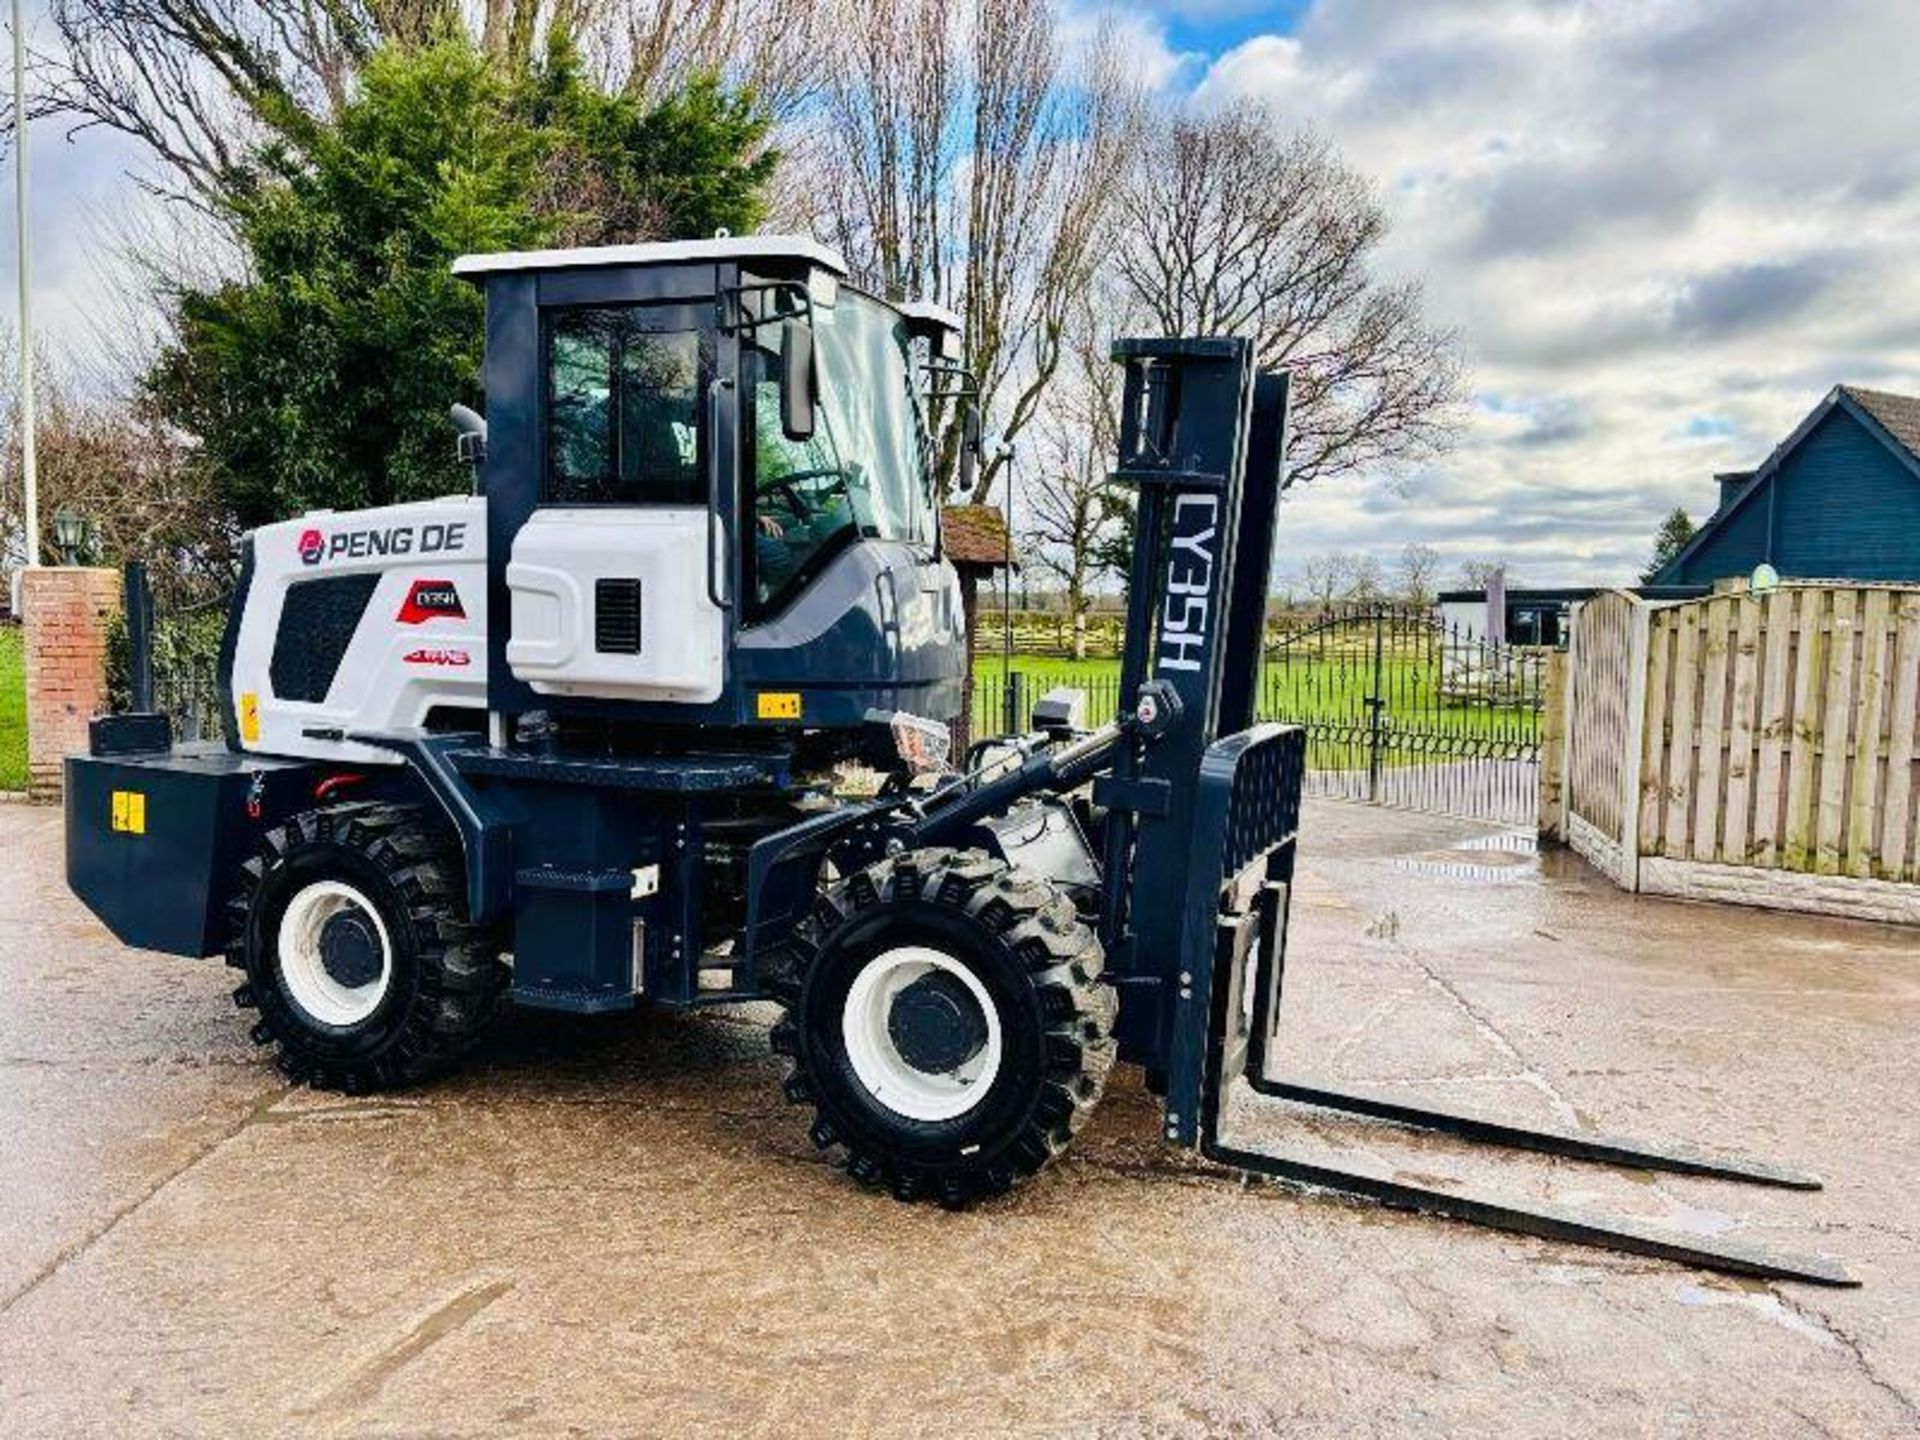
[762,467,847,523]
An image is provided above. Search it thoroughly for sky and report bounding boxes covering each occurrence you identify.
[1096,0,1920,591]
[7,0,1920,591]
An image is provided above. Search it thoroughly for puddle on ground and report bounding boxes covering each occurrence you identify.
[1395,831,1540,883]
[1673,1282,1841,1348]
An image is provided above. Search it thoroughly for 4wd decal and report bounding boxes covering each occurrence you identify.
[402,647,472,667]
[298,520,469,566]
[398,579,466,624]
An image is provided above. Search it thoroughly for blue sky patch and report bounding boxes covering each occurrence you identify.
[1159,0,1310,58]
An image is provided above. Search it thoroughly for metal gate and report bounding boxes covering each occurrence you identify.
[122,562,230,745]
[1261,605,1545,827]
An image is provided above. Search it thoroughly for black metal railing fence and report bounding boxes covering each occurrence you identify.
[965,604,1546,827]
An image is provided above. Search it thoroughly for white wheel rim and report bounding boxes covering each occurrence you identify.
[841,945,1003,1122]
[276,880,393,1028]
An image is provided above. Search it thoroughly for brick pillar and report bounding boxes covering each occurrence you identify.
[23,567,122,803]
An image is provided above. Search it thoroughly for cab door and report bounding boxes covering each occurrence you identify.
[505,302,727,703]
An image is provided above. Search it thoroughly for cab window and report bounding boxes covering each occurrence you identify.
[743,292,934,616]
[545,308,706,505]
[744,348,860,613]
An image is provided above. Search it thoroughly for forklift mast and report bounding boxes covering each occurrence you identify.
[1091,338,1287,1094]
[1069,337,1851,1286]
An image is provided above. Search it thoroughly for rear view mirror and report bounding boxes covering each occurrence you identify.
[781,320,815,441]
[448,403,488,494]
[958,404,982,498]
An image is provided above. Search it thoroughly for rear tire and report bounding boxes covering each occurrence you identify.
[226,803,508,1092]
[767,848,1116,1208]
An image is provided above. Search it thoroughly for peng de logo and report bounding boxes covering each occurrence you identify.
[296,521,469,568]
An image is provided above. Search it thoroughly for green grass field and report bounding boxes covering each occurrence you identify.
[0,626,25,792]
[969,650,1540,747]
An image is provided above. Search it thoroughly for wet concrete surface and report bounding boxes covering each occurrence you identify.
[2,797,1917,1436]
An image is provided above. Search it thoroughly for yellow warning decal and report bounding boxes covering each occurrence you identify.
[110,790,147,835]
[240,691,261,743]
[756,692,802,721]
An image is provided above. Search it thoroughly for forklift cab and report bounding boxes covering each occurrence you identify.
[453,236,968,735]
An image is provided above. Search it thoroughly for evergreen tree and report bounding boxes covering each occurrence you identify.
[146,37,774,527]
[1641,505,1696,583]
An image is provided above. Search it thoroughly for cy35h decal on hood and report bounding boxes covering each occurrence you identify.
[298,521,471,566]
[397,579,466,624]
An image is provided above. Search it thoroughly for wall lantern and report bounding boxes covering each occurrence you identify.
[53,505,89,561]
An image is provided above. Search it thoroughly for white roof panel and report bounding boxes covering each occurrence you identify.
[452,234,849,279]
[898,299,963,335]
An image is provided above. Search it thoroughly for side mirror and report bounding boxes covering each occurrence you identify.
[958,403,982,498]
[781,320,815,441]
[449,403,488,495]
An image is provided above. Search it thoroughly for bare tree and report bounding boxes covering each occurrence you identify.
[39,0,347,212]
[0,335,233,606]
[1345,553,1385,602]
[1026,297,1122,658]
[38,0,819,213]
[1300,552,1354,610]
[814,0,1143,502]
[1456,559,1517,592]
[607,0,827,120]
[1114,102,1464,492]
[1396,542,1441,606]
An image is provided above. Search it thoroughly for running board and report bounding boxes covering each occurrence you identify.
[1262,1079,1822,1191]
[1198,1122,1858,1288]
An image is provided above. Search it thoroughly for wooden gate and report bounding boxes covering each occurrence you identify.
[1564,590,1646,885]
[1638,586,1920,882]
[1560,582,1920,920]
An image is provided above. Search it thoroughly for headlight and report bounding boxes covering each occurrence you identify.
[890,711,953,774]
[864,709,952,776]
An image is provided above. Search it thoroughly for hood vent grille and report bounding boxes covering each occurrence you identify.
[594,578,643,654]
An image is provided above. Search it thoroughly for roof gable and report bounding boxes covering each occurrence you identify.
[941,504,1012,568]
[1839,386,1920,467]
[1654,384,1920,583]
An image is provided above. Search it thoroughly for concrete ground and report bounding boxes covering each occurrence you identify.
[2,796,1917,1438]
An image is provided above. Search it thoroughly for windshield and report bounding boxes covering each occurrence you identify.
[745,291,935,615]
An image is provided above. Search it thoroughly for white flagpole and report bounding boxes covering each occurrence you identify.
[11,0,35,568]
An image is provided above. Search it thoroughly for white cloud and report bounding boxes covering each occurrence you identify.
[1058,3,1202,91]
[1200,0,1920,586]
[9,0,1920,592]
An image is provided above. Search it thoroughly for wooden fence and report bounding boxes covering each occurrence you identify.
[1561,583,1920,922]
[1562,591,1640,885]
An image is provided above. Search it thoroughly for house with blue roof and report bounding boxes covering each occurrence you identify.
[1655,385,1920,586]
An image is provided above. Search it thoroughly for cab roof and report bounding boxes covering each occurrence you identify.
[451,234,849,280]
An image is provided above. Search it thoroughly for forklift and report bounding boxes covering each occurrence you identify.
[66,236,1851,1284]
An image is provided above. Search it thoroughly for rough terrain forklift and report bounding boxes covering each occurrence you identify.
[66,236,1851,1284]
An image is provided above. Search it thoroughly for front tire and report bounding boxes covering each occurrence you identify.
[226,803,508,1092]
[768,849,1116,1207]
